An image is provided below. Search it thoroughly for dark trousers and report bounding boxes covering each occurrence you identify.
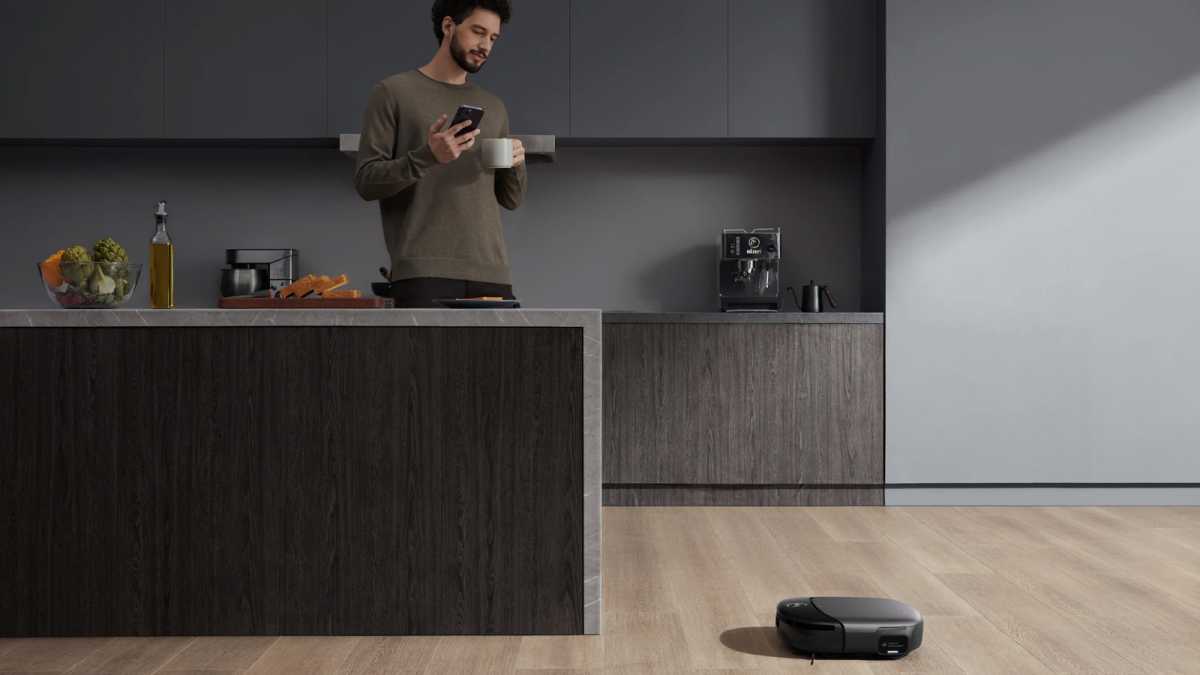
[389,277,515,308]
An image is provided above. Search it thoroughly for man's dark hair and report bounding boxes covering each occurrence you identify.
[431,0,512,44]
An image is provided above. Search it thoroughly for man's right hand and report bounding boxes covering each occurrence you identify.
[427,114,480,164]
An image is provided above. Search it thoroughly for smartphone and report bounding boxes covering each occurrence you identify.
[448,104,485,136]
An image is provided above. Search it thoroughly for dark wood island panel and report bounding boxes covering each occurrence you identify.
[0,325,583,636]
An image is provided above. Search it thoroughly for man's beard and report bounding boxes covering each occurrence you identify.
[450,35,485,74]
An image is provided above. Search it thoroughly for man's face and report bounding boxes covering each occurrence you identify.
[446,9,501,74]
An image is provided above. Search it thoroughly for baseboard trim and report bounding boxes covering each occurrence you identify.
[604,482,1200,489]
[886,487,1200,506]
[602,483,1200,506]
[603,485,882,506]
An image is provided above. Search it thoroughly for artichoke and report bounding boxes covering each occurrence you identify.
[93,237,128,263]
[60,245,94,285]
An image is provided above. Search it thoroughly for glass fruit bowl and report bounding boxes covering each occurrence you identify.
[38,261,142,309]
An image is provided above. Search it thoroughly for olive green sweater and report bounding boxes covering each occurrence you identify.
[354,70,527,284]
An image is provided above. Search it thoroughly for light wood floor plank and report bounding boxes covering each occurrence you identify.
[424,636,519,674]
[592,611,691,672]
[513,636,602,672]
[242,637,359,675]
[1030,508,1200,610]
[1097,506,1200,530]
[600,508,674,613]
[938,572,1146,674]
[873,509,993,575]
[842,541,979,618]
[705,507,814,624]
[643,509,766,670]
[807,507,891,543]
[64,637,193,675]
[336,637,439,674]
[965,543,1200,674]
[919,616,1051,675]
[156,636,277,673]
[0,638,109,673]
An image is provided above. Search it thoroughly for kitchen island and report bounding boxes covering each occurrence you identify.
[0,309,600,637]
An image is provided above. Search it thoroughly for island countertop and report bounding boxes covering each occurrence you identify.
[0,308,602,330]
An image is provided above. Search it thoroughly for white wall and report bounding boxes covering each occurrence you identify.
[886,1,1200,504]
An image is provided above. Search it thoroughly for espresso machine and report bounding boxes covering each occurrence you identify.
[221,248,298,297]
[719,227,781,312]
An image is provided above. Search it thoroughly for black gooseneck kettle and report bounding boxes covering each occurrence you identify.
[796,281,837,313]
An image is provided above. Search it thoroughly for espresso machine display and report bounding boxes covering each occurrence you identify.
[719,227,781,312]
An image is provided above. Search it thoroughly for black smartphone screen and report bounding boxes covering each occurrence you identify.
[449,104,485,136]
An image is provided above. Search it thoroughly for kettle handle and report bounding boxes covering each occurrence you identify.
[821,286,838,310]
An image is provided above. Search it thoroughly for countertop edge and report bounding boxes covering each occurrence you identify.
[0,308,602,328]
[602,311,884,324]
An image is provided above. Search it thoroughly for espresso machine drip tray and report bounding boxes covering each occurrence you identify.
[719,228,781,312]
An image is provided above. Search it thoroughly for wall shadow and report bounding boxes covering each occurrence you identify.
[888,1,1200,220]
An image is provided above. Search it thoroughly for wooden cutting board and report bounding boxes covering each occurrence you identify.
[218,296,392,309]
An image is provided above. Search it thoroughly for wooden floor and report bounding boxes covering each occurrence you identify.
[2,506,1198,674]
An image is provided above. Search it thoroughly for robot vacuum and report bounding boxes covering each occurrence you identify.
[776,597,923,659]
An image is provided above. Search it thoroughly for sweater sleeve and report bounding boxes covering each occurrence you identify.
[354,82,440,202]
[494,112,527,210]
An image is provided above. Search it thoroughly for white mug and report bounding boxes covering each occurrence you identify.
[481,138,514,169]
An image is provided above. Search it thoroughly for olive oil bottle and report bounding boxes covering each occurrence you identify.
[149,200,175,309]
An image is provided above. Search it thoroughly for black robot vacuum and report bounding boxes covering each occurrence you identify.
[776,597,923,659]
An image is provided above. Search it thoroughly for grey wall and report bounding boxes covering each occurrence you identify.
[886,1,1200,503]
[1,145,864,311]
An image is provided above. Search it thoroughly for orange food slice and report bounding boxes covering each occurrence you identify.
[41,250,65,287]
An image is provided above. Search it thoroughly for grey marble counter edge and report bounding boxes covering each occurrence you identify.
[603,311,884,324]
[0,306,604,634]
[0,308,601,329]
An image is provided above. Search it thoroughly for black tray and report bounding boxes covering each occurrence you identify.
[435,298,521,309]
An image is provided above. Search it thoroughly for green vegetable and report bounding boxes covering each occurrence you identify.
[93,237,128,263]
[60,245,93,285]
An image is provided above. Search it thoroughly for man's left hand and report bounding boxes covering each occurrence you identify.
[511,139,526,167]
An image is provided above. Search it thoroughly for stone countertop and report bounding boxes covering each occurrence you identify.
[0,308,601,330]
[603,311,883,324]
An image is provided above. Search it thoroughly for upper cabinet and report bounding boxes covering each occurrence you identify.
[471,0,570,136]
[327,0,570,136]
[1,1,880,141]
[0,0,164,138]
[164,0,326,138]
[327,0,434,138]
[730,0,878,138]
[570,0,729,138]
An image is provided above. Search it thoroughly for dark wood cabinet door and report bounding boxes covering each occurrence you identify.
[604,322,883,485]
[0,0,164,138]
[570,0,728,137]
[730,0,878,138]
[471,0,570,136]
[164,0,326,138]
[326,0,433,137]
